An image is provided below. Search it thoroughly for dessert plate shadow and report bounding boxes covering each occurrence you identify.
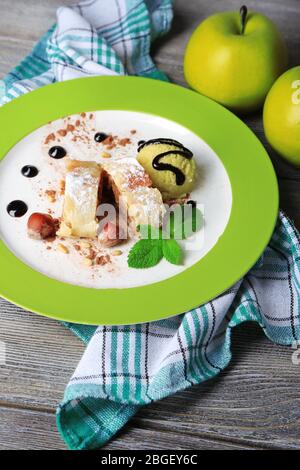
[0,76,278,325]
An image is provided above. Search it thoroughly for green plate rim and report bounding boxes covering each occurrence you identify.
[0,76,278,325]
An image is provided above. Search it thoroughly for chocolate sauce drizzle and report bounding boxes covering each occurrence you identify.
[187,200,197,208]
[94,132,108,143]
[138,138,193,186]
[21,165,39,178]
[48,146,67,159]
[7,200,28,218]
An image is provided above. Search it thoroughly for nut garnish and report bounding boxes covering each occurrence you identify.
[83,257,93,267]
[101,151,111,158]
[86,248,97,260]
[112,249,122,256]
[96,254,111,266]
[45,189,56,203]
[44,133,55,145]
[59,180,65,195]
[80,240,91,249]
[118,137,131,146]
[57,243,69,254]
[103,135,113,145]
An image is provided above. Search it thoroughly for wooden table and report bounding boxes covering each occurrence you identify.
[0,0,300,450]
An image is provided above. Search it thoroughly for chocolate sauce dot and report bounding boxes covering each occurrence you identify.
[94,132,108,143]
[48,146,67,159]
[21,165,39,178]
[7,200,28,218]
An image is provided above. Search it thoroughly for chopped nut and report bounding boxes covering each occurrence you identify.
[44,133,55,145]
[101,151,111,158]
[83,257,93,267]
[75,120,81,126]
[58,129,67,137]
[57,243,69,254]
[102,135,113,145]
[112,249,122,256]
[74,244,81,251]
[67,124,75,132]
[45,189,56,203]
[118,138,131,146]
[130,129,137,134]
[86,248,97,260]
[80,240,91,249]
[96,254,111,266]
[59,180,65,195]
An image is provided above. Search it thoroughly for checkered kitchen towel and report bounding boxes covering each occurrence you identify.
[1,0,300,451]
[0,0,171,104]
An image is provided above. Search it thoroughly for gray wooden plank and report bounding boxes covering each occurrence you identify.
[0,405,260,450]
[0,406,65,450]
[1,299,300,449]
[0,0,300,450]
[0,0,73,40]
[0,300,84,410]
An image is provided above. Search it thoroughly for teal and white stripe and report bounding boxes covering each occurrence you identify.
[2,0,300,450]
[1,0,172,105]
[57,210,300,449]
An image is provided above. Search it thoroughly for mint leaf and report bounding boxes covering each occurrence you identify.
[128,239,163,268]
[162,239,183,265]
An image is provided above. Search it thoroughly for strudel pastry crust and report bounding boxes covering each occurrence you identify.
[57,160,102,238]
[103,158,166,228]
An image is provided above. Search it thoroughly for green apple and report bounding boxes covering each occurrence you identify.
[263,66,300,166]
[184,6,288,113]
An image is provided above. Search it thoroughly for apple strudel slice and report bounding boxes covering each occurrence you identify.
[57,160,102,238]
[103,158,166,228]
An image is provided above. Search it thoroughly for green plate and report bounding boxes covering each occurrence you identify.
[0,76,278,325]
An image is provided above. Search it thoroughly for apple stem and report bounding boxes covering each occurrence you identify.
[240,5,248,34]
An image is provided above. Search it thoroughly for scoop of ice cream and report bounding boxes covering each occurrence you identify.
[137,138,197,201]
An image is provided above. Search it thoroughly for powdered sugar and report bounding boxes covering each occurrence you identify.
[65,167,98,206]
[103,157,152,191]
